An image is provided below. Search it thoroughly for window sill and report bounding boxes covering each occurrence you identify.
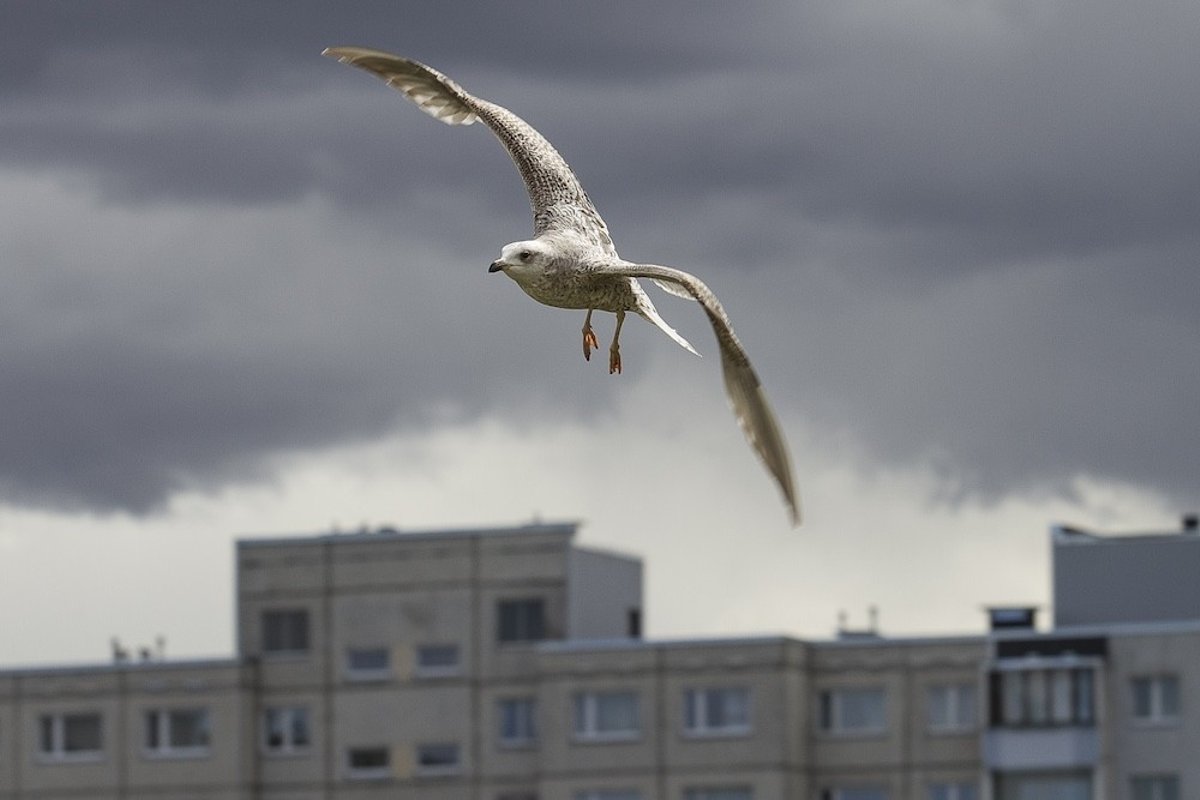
[262,747,313,759]
[497,738,538,751]
[1131,717,1180,729]
[343,670,393,683]
[571,732,643,745]
[346,768,392,781]
[416,766,463,778]
[681,727,753,740]
[35,752,105,765]
[816,728,888,740]
[927,725,977,737]
[142,748,212,760]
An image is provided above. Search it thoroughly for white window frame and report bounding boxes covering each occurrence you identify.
[262,705,312,756]
[37,712,104,762]
[143,708,212,758]
[497,696,538,748]
[927,683,977,733]
[573,690,641,742]
[346,745,391,780]
[995,665,1096,727]
[415,742,462,775]
[818,687,887,736]
[682,687,752,737]
[927,781,979,800]
[415,643,461,677]
[344,646,391,681]
[1131,675,1180,724]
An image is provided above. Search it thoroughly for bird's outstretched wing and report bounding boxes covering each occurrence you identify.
[608,262,800,526]
[322,47,615,252]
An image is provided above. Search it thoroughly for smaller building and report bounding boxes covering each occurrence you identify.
[1052,515,1200,627]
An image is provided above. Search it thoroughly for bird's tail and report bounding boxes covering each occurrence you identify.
[635,302,700,357]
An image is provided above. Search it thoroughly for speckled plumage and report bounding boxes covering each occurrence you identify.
[323,47,800,526]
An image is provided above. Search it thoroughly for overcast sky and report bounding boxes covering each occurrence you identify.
[2,1,1197,665]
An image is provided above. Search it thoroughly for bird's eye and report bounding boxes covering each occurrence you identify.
[519,250,532,261]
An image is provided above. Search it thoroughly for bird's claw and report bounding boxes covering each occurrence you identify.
[609,347,622,375]
[583,327,599,361]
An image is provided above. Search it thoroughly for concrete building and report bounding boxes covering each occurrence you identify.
[0,518,1197,800]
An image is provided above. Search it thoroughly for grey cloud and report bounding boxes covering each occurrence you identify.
[1,0,1198,514]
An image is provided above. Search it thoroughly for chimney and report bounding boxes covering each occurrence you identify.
[987,606,1037,632]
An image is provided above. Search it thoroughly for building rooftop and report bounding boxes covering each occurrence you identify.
[1052,514,1200,544]
[237,519,581,548]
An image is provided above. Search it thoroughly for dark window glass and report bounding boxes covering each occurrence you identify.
[263,609,310,653]
[498,598,546,642]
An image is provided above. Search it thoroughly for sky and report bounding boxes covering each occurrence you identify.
[1,1,1197,666]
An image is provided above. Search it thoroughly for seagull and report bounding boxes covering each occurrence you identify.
[323,47,800,526]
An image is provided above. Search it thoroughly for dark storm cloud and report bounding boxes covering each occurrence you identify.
[2,0,1198,512]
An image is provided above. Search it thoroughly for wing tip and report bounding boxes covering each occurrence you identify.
[787,497,803,528]
[321,46,354,63]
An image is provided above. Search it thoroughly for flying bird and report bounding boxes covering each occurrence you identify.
[323,47,800,526]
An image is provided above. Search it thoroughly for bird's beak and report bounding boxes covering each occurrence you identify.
[488,260,505,273]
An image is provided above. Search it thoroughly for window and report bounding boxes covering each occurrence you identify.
[819,687,886,735]
[991,668,1095,727]
[498,793,538,800]
[416,742,461,774]
[347,746,390,779]
[684,789,753,800]
[574,791,642,800]
[683,687,751,736]
[1132,775,1180,800]
[263,706,311,754]
[928,782,978,800]
[416,644,461,676]
[144,708,211,756]
[262,608,310,654]
[38,712,103,760]
[345,646,391,680]
[821,789,887,800]
[498,697,538,746]
[1132,676,1180,723]
[498,598,546,642]
[927,684,977,732]
[573,691,640,741]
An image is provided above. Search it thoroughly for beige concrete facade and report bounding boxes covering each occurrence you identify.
[1,521,1198,799]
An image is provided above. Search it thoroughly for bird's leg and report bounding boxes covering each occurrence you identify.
[609,310,625,375]
[582,309,599,362]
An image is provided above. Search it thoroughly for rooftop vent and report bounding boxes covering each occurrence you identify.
[987,606,1037,631]
[836,606,883,640]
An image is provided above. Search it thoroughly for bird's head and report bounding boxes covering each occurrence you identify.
[489,240,551,280]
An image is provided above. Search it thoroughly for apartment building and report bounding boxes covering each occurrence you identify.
[0,518,1197,800]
